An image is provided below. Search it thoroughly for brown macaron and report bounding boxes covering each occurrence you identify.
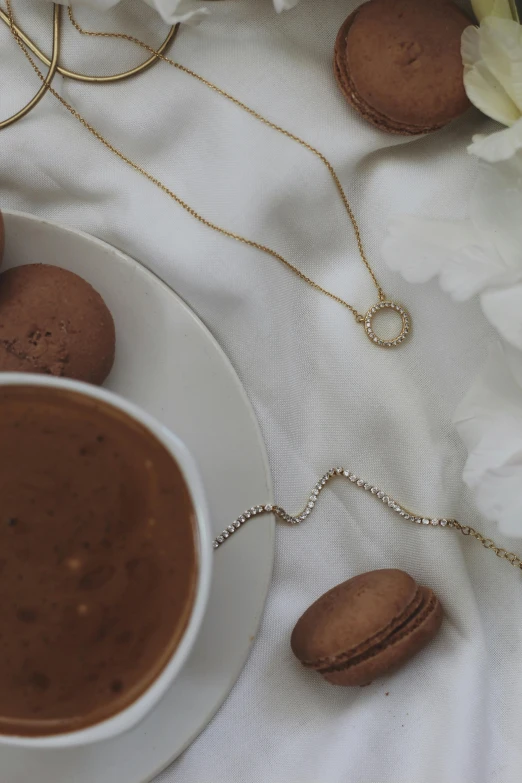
[334,0,471,135]
[291,569,443,686]
[0,211,5,268]
[0,264,115,385]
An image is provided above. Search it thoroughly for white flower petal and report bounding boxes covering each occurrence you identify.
[50,0,295,19]
[462,24,482,69]
[472,456,522,537]
[468,118,522,160]
[51,0,208,22]
[462,25,520,125]
[381,216,476,284]
[440,242,511,300]
[273,0,300,10]
[480,282,522,348]
[470,158,522,245]
[463,60,520,125]
[51,0,120,9]
[383,214,512,299]
[384,162,522,303]
[141,0,208,24]
[479,18,522,110]
[471,0,518,22]
[454,344,522,439]
[454,343,522,537]
[461,163,522,290]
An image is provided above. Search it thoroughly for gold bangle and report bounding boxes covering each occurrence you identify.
[0,4,179,84]
[0,3,60,130]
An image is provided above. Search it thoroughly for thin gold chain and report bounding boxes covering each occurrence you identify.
[5,1,385,322]
[451,520,522,569]
[6,4,522,574]
[64,12,521,571]
[66,6,385,311]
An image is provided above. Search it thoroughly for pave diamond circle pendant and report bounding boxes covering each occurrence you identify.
[364,301,411,348]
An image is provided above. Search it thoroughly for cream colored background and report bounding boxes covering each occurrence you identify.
[1,1,519,780]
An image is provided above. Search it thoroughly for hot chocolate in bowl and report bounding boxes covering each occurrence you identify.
[0,373,212,748]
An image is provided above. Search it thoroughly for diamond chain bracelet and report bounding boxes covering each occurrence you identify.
[213,467,522,573]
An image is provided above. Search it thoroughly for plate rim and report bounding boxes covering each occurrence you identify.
[1,209,275,780]
[3,208,272,481]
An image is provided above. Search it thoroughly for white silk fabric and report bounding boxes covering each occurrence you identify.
[2,1,520,780]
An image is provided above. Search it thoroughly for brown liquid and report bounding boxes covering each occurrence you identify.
[0,386,198,737]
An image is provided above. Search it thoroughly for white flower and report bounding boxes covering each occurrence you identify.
[273,0,300,11]
[49,0,297,25]
[462,18,522,161]
[471,0,518,23]
[382,157,522,536]
[453,342,522,537]
[382,160,522,349]
[48,0,208,24]
[383,13,522,537]
[142,0,207,24]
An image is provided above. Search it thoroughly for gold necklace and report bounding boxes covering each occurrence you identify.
[4,2,411,349]
[212,466,522,582]
[6,4,522,581]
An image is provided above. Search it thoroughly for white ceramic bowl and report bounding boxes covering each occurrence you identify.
[0,373,213,750]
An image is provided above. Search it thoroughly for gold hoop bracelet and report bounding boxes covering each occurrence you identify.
[0,3,178,129]
[0,4,60,130]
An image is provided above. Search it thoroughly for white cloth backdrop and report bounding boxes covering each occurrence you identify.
[1,0,520,780]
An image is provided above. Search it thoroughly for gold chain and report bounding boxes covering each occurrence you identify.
[66,6,385,315]
[5,3,522,573]
[451,520,522,569]
[0,5,179,87]
[5,1,387,323]
[211,466,522,578]
[0,4,60,130]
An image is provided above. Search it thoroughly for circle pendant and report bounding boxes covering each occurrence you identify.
[364,301,411,348]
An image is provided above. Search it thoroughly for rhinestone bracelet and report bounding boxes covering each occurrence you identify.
[213,467,522,573]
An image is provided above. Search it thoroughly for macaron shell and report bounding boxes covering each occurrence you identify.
[321,587,443,687]
[0,264,115,384]
[334,11,436,136]
[291,569,420,666]
[346,0,471,129]
[334,12,439,135]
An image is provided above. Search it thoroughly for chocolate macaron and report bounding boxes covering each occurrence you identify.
[0,264,115,384]
[334,0,471,134]
[291,569,443,686]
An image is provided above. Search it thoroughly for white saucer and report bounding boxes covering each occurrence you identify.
[0,211,274,782]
